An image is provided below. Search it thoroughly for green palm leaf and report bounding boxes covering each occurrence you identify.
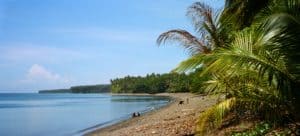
[157,29,210,55]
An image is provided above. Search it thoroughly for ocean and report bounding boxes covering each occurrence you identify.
[0,93,169,136]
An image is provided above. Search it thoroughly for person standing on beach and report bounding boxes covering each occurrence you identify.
[132,112,141,118]
[132,112,136,118]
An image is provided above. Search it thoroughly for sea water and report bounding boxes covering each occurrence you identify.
[0,93,169,136]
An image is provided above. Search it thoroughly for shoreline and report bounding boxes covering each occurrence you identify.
[79,93,173,135]
[85,93,217,136]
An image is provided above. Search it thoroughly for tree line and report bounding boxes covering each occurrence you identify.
[110,69,208,94]
[39,84,110,94]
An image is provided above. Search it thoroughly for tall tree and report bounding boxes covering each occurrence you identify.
[158,0,300,135]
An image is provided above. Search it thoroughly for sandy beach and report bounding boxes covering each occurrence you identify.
[86,93,218,136]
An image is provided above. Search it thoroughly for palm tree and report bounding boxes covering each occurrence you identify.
[196,22,300,134]
[158,0,300,135]
[222,0,271,30]
[157,2,226,55]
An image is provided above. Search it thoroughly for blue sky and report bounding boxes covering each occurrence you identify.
[0,0,224,92]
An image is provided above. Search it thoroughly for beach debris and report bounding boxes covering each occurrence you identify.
[178,100,184,105]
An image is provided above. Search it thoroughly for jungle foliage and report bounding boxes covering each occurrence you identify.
[110,69,208,94]
[158,0,300,135]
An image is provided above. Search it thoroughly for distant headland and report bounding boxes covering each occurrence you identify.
[38,84,111,94]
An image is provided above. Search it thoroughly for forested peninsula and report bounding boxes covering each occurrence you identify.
[39,69,207,94]
[38,84,111,94]
[110,70,207,94]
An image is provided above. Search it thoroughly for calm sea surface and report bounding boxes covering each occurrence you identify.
[0,93,169,136]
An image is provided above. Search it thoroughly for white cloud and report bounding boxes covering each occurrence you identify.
[22,64,69,84]
[27,64,59,81]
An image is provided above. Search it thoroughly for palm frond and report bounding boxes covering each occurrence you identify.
[187,2,215,34]
[255,0,300,25]
[157,29,210,54]
[196,94,288,136]
[196,97,236,135]
[200,24,295,95]
[171,53,217,73]
[158,1,300,134]
[222,0,270,30]
[187,2,225,48]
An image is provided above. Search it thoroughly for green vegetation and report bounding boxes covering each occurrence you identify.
[39,89,71,94]
[231,122,299,136]
[110,70,207,94]
[158,0,300,135]
[231,122,271,136]
[70,84,110,93]
[38,84,110,93]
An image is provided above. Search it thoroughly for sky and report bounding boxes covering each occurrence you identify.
[0,0,224,92]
